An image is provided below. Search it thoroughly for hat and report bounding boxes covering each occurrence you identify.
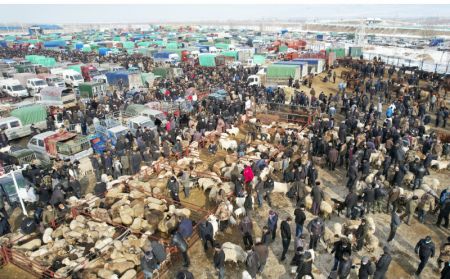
[362,256,369,264]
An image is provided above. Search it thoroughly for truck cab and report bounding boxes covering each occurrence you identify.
[0,79,28,98]
[126,115,157,136]
[247,75,261,87]
[111,66,126,72]
[26,78,48,95]
[94,118,129,146]
[81,65,100,82]
[45,76,65,87]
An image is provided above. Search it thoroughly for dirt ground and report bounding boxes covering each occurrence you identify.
[3,67,449,279]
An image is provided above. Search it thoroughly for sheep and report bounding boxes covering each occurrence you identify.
[219,138,238,151]
[43,228,53,244]
[177,157,202,167]
[198,177,220,191]
[430,160,450,171]
[332,223,343,237]
[403,171,415,186]
[305,195,313,210]
[168,204,191,218]
[423,177,440,192]
[226,126,240,136]
[212,161,227,175]
[365,234,379,253]
[121,269,137,279]
[273,181,290,194]
[234,207,246,219]
[222,242,247,263]
[242,270,252,279]
[320,201,333,220]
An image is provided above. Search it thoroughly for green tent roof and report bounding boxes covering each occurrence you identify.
[199,54,216,67]
[11,105,47,126]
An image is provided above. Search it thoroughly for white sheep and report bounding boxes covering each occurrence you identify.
[168,204,191,218]
[365,234,379,253]
[234,207,246,219]
[430,160,450,171]
[219,138,238,151]
[226,126,240,136]
[273,181,290,194]
[222,242,248,263]
[198,177,220,191]
[320,201,333,219]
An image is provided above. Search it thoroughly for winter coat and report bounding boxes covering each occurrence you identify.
[358,261,374,279]
[214,250,225,269]
[373,253,392,279]
[331,240,352,260]
[281,220,291,240]
[178,219,193,238]
[198,221,214,240]
[329,148,339,163]
[239,217,253,235]
[419,193,435,212]
[296,254,313,279]
[243,166,254,183]
[415,239,435,259]
[338,258,353,279]
[141,254,158,272]
[311,186,323,204]
[246,250,260,278]
[171,231,188,253]
[268,212,278,231]
[294,208,306,226]
[254,243,269,264]
[406,198,419,215]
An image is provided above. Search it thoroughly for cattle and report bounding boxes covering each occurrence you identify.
[222,242,247,263]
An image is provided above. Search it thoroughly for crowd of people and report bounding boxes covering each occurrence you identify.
[0,46,449,279]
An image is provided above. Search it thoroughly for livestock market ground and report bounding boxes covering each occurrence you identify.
[1,68,449,279]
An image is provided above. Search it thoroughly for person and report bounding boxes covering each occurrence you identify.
[280,216,292,261]
[198,220,214,252]
[358,256,374,279]
[355,218,369,251]
[337,252,352,279]
[414,236,435,276]
[239,216,254,250]
[261,225,272,246]
[387,209,401,242]
[363,184,375,214]
[213,243,225,279]
[294,204,306,238]
[373,246,392,279]
[267,210,278,241]
[307,217,324,251]
[345,191,358,218]
[167,176,181,204]
[296,250,314,279]
[171,231,189,267]
[442,261,450,279]
[0,128,8,148]
[141,247,158,279]
[243,165,254,185]
[215,201,231,232]
[0,212,11,236]
[246,247,260,279]
[179,169,191,198]
[437,196,450,228]
[150,239,167,266]
[254,237,269,274]
[311,181,323,216]
[418,191,435,224]
[438,237,450,269]
[331,238,351,271]
[264,176,275,207]
[176,270,194,279]
[178,218,193,239]
[404,195,419,225]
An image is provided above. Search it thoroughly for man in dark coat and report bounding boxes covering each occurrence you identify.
[328,145,339,171]
[167,176,180,203]
[267,210,278,241]
[198,220,214,252]
[307,217,324,251]
[355,218,369,251]
[254,238,269,274]
[363,184,376,214]
[294,204,306,238]
[280,217,292,261]
[213,244,226,279]
[373,246,392,279]
[331,238,352,271]
[141,248,158,279]
[171,231,189,267]
[345,191,359,218]
[347,162,358,190]
[296,251,314,279]
[130,150,142,175]
[358,256,374,279]
[239,216,253,250]
[311,181,323,216]
[415,236,435,276]
[387,209,402,242]
[337,252,352,279]
[246,247,260,278]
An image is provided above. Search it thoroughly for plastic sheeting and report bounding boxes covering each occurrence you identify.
[253,54,266,65]
[222,51,238,60]
[10,105,47,126]
[267,65,297,78]
[199,54,216,67]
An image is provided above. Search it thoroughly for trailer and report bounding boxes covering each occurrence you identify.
[105,71,143,90]
[292,58,326,74]
[36,86,77,108]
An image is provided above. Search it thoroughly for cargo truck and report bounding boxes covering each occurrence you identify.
[78,82,107,99]
[0,104,48,140]
[27,130,93,163]
[35,87,77,108]
[105,71,143,90]
[0,79,29,98]
[37,74,65,87]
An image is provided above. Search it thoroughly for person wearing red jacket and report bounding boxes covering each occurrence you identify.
[243,165,254,184]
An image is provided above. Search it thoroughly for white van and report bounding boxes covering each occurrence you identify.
[0,79,29,97]
[26,78,48,96]
[62,70,84,87]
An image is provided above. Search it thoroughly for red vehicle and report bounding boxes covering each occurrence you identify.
[181,50,190,62]
[81,65,99,82]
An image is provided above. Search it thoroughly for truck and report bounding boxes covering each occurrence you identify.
[94,118,129,146]
[61,69,84,87]
[153,52,180,64]
[79,82,107,99]
[152,67,183,79]
[1,104,48,140]
[125,104,167,125]
[37,74,66,87]
[105,71,143,90]
[273,61,309,78]
[0,146,38,169]
[35,87,77,108]
[237,48,254,62]
[292,58,326,74]
[27,130,93,163]
[265,64,302,86]
[0,79,29,98]
[81,65,101,82]
[114,112,157,136]
[14,73,48,96]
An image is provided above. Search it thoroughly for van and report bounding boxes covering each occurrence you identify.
[0,79,29,97]
[26,78,48,96]
[62,70,84,87]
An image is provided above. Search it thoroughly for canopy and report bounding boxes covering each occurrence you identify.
[44,131,76,156]
[10,105,47,126]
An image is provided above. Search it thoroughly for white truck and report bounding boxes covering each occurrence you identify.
[94,118,129,146]
[37,74,66,87]
[114,112,157,136]
[27,130,93,163]
[61,70,84,87]
[35,87,77,108]
[26,78,48,96]
[0,79,29,98]
[1,104,48,141]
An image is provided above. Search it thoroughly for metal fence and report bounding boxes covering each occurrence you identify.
[364,52,450,74]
